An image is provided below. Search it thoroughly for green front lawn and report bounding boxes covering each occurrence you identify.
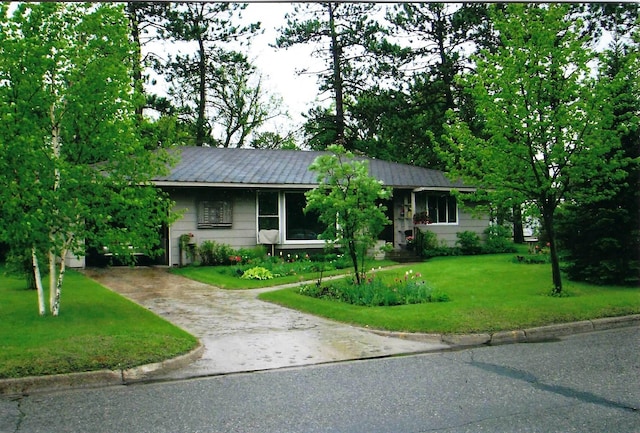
[0,268,198,379]
[258,254,640,334]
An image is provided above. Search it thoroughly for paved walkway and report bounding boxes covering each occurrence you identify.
[85,267,449,380]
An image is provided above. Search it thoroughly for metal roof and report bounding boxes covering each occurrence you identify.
[153,146,468,190]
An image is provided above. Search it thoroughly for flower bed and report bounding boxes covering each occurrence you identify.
[298,270,449,307]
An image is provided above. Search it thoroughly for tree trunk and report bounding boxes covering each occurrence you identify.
[50,252,66,316]
[434,9,455,111]
[32,248,46,316]
[328,3,346,145]
[48,251,56,314]
[126,2,145,125]
[542,207,562,295]
[513,205,525,244]
[348,239,361,285]
[196,35,207,146]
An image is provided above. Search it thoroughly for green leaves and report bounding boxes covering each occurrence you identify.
[305,145,391,284]
[443,4,633,293]
[0,3,176,313]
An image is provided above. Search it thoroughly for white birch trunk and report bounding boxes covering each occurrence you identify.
[48,250,56,315]
[50,250,66,317]
[48,101,63,316]
[32,248,46,316]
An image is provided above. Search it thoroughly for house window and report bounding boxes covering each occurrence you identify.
[415,192,457,224]
[198,200,232,228]
[285,192,324,241]
[258,191,279,230]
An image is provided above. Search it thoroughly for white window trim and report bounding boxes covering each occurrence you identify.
[282,191,324,244]
[411,191,459,226]
[256,191,280,243]
[256,190,325,245]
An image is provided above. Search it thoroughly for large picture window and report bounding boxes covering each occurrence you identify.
[285,192,324,241]
[415,192,457,224]
[198,200,232,228]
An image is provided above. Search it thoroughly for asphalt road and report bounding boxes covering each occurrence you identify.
[1,327,638,433]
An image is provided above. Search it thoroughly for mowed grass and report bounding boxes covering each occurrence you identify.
[258,254,640,334]
[0,268,198,379]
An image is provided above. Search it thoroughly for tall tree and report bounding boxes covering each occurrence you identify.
[348,4,493,169]
[125,2,169,124]
[159,2,261,146]
[208,52,284,148]
[556,33,640,285]
[442,4,626,295]
[276,3,394,150]
[305,145,391,285]
[0,3,174,316]
[388,3,492,111]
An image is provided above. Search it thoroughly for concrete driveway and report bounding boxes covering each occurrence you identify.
[85,267,448,380]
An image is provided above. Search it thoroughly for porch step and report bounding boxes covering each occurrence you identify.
[385,250,422,263]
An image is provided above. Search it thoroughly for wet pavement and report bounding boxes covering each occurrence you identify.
[84,267,449,379]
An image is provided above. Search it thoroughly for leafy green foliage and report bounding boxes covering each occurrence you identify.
[305,145,391,284]
[456,231,482,255]
[276,3,398,149]
[350,4,492,168]
[415,229,450,258]
[555,45,640,286]
[443,4,627,294]
[513,254,550,265]
[298,272,449,307]
[484,225,517,254]
[158,3,263,147]
[240,267,274,281]
[0,3,176,314]
[196,240,236,266]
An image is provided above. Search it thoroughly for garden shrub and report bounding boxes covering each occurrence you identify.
[415,229,456,258]
[240,266,274,280]
[483,225,517,254]
[197,240,236,266]
[236,246,267,263]
[456,231,482,255]
[298,272,449,307]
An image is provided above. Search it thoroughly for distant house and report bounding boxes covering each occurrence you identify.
[146,146,489,267]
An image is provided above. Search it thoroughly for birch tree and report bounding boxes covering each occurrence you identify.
[0,3,174,316]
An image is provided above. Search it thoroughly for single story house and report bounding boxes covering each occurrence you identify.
[145,146,489,267]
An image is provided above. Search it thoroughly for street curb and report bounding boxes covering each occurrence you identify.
[122,343,205,383]
[1,315,638,397]
[0,343,204,397]
[369,314,640,347]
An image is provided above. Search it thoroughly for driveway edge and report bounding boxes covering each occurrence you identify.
[0,343,204,397]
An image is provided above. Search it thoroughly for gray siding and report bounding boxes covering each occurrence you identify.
[416,209,489,247]
[164,186,490,266]
[392,191,489,249]
[166,187,257,266]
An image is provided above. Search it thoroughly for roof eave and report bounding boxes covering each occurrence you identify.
[153,181,319,189]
